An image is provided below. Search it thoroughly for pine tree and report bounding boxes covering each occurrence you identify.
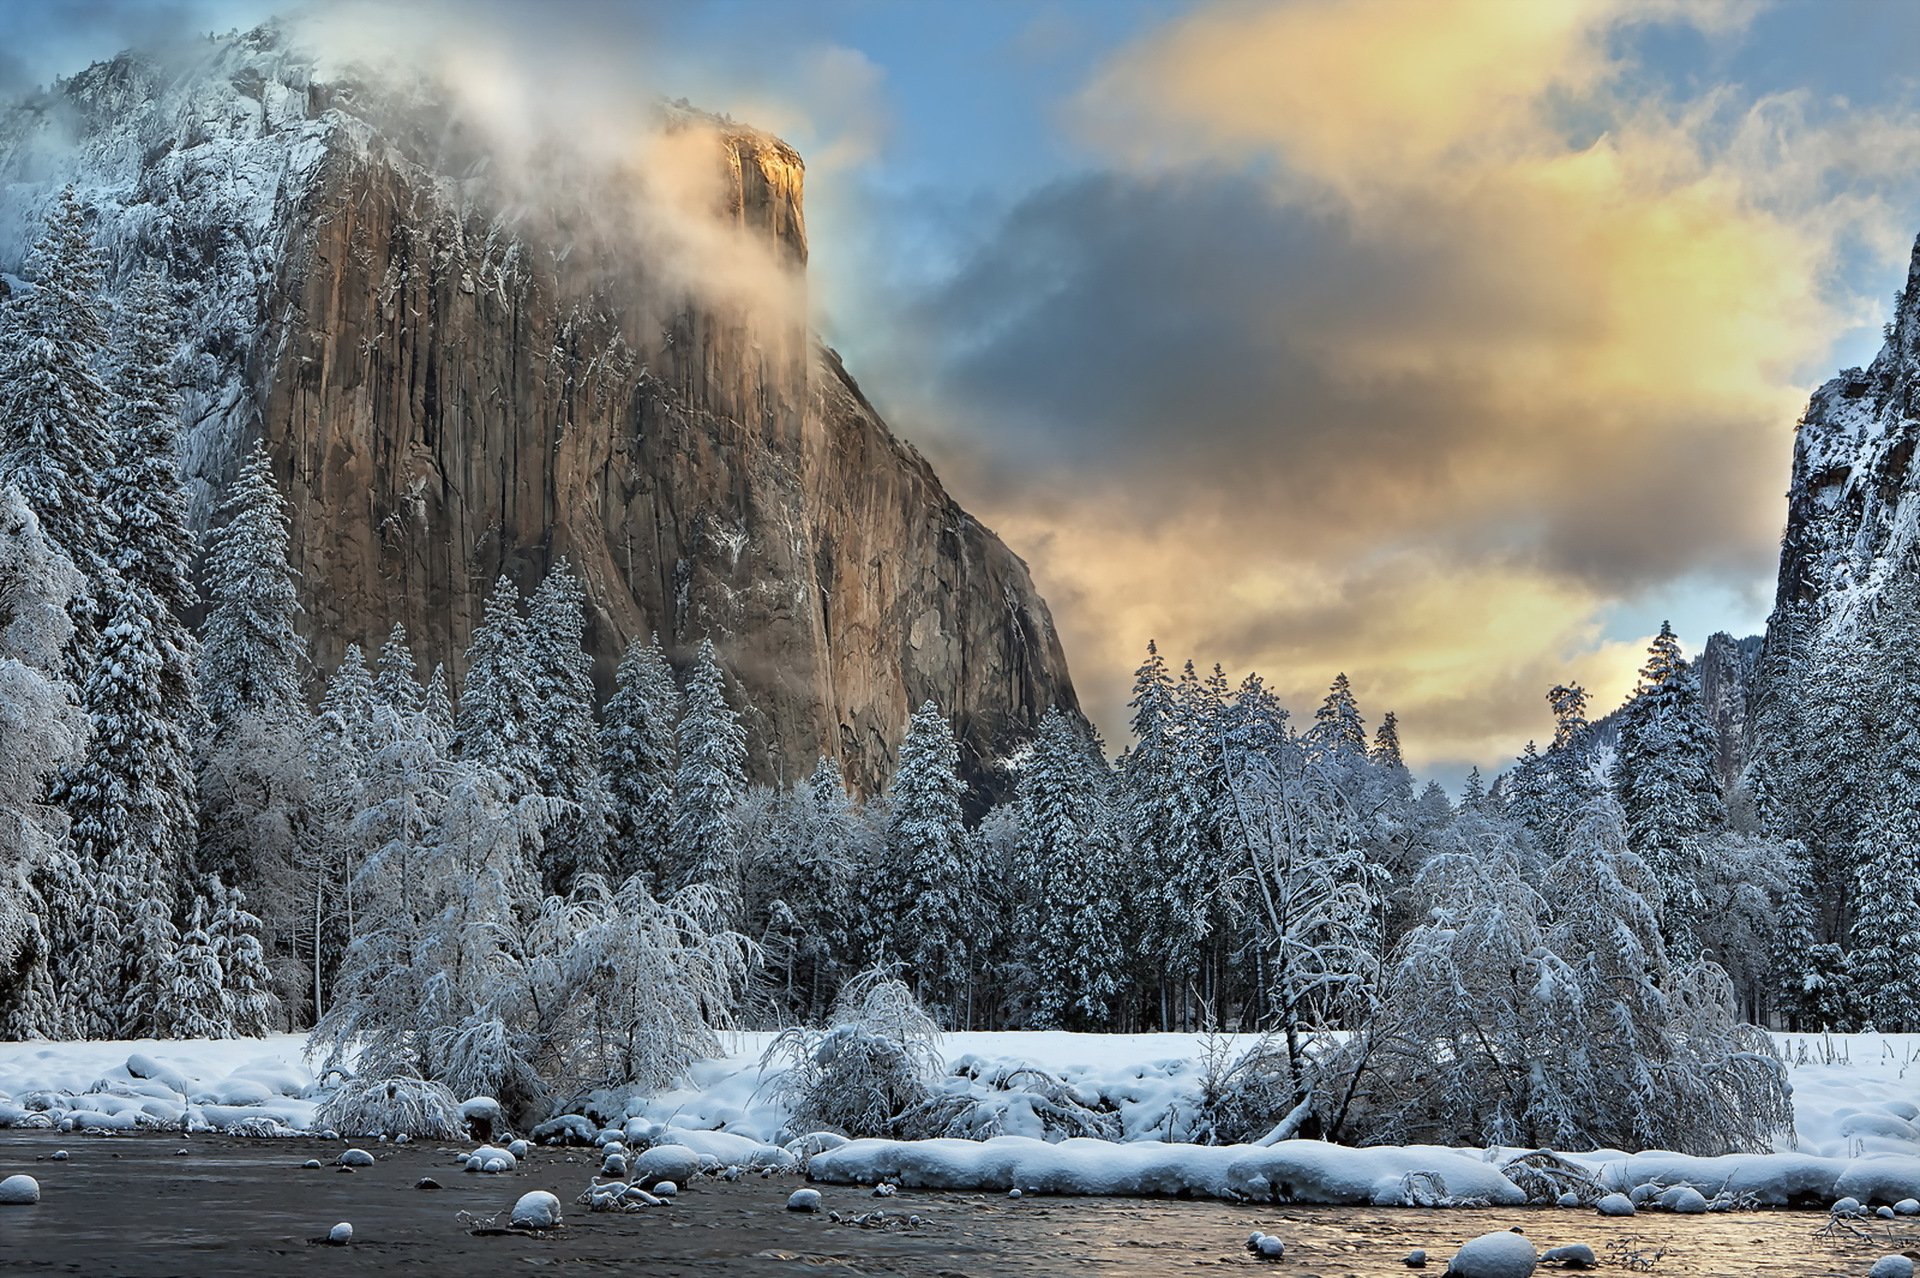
[0,487,89,1037]
[1309,672,1367,760]
[375,623,422,713]
[1613,622,1726,950]
[526,561,608,891]
[527,561,599,794]
[1123,641,1209,1019]
[1370,710,1404,769]
[1459,766,1487,814]
[670,639,746,913]
[1849,580,1920,1030]
[0,186,115,665]
[602,636,680,886]
[164,896,231,1039]
[57,580,200,1030]
[121,893,179,1038]
[885,700,970,1018]
[455,577,542,786]
[206,877,277,1036]
[1016,708,1122,1028]
[422,663,454,751]
[199,440,306,730]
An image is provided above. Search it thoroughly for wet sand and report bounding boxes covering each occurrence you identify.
[0,1132,1906,1276]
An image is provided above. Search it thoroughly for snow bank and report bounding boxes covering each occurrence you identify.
[0,1036,320,1134]
[6,1029,1920,1212]
[807,1136,1527,1205]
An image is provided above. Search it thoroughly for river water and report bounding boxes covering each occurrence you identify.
[0,1132,1905,1275]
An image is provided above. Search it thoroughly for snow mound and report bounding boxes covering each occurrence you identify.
[0,1174,40,1204]
[1870,1257,1916,1278]
[509,1191,562,1229]
[1446,1230,1535,1277]
[630,1145,701,1186]
[786,1188,821,1212]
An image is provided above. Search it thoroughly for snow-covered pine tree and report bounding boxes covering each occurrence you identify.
[1369,711,1404,769]
[0,488,89,1038]
[455,577,543,786]
[526,561,609,891]
[422,663,454,751]
[1612,622,1727,951]
[57,574,199,1031]
[1459,766,1487,814]
[164,896,231,1039]
[0,187,115,666]
[195,440,310,994]
[374,623,422,714]
[884,700,971,1020]
[1850,575,1920,1030]
[205,877,277,1036]
[1308,672,1367,760]
[1122,641,1211,1026]
[1015,707,1123,1029]
[120,893,179,1039]
[199,439,306,730]
[670,638,747,914]
[601,636,680,886]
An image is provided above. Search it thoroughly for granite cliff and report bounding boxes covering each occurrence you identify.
[0,26,1079,794]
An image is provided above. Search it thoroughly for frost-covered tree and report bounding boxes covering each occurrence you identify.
[199,440,305,730]
[526,562,609,891]
[1319,797,1790,1156]
[885,701,970,1017]
[1369,711,1404,769]
[455,577,542,787]
[0,187,115,663]
[1014,708,1123,1029]
[743,756,861,1022]
[374,623,422,714]
[120,894,180,1039]
[206,877,277,1035]
[1218,716,1382,1083]
[1124,641,1215,1027]
[0,489,88,1037]
[58,582,200,1032]
[1613,622,1726,949]
[602,635,680,886]
[164,897,231,1039]
[669,639,746,910]
[1308,672,1367,760]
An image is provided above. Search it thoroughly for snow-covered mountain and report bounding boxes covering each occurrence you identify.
[0,24,1079,795]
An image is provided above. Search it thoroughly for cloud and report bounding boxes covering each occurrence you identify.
[852,0,1920,775]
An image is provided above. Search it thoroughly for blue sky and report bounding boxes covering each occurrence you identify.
[9,0,1920,787]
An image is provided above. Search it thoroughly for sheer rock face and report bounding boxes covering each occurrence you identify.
[0,29,1079,793]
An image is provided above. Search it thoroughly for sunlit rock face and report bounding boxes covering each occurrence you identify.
[0,25,1079,794]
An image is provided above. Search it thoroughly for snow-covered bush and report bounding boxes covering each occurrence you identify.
[760,968,961,1139]
[1315,798,1793,1155]
[314,1076,464,1140]
[1190,1030,1311,1146]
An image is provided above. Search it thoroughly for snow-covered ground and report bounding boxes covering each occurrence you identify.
[3,1030,1919,1208]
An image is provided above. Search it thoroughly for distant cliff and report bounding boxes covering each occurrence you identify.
[0,26,1079,793]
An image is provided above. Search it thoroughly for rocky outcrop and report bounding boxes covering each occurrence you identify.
[0,27,1079,793]
[1695,631,1759,799]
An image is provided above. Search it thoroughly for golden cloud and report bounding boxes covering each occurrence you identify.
[917,0,1920,774]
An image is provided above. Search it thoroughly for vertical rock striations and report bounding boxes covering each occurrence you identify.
[0,27,1079,793]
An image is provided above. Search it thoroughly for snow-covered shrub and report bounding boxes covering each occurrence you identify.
[314,1076,465,1140]
[1190,1030,1311,1146]
[1315,798,1793,1155]
[760,968,961,1139]
[939,1062,1120,1141]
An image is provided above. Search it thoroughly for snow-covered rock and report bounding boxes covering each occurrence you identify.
[462,1145,518,1174]
[630,1145,701,1187]
[1594,1193,1635,1216]
[1540,1243,1596,1268]
[1446,1230,1535,1278]
[326,1222,351,1245]
[654,1181,678,1199]
[1870,1258,1916,1278]
[339,1148,374,1168]
[509,1191,562,1229]
[786,1188,822,1213]
[0,1174,40,1204]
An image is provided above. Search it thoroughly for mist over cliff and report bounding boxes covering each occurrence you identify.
[0,21,1079,794]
